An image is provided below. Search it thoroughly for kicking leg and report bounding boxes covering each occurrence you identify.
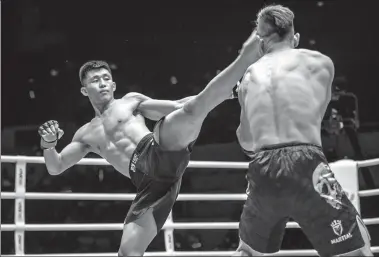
[155,78,236,151]
[154,42,257,150]
[154,106,204,151]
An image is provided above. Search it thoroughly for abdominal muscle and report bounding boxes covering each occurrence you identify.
[91,116,152,178]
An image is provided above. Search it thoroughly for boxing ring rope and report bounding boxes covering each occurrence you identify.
[1,155,379,256]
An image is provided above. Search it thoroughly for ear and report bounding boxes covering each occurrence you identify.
[294,33,300,48]
[80,86,88,96]
[112,82,116,92]
[259,37,265,55]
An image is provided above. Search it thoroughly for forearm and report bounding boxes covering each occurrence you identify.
[43,148,64,175]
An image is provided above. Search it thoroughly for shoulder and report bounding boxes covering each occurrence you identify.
[72,123,91,143]
[122,92,151,102]
[298,49,333,65]
[298,49,334,74]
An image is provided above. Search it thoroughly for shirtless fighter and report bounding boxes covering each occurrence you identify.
[226,4,372,257]
[38,32,261,256]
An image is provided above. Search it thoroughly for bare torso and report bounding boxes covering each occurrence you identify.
[237,48,333,152]
[78,96,151,178]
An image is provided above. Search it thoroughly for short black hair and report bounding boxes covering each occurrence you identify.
[79,60,112,85]
[256,4,295,39]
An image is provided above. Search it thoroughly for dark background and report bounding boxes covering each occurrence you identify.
[2,0,379,128]
[2,0,379,255]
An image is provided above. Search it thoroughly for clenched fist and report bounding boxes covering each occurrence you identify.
[38,120,64,149]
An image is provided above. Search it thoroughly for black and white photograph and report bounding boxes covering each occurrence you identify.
[2,0,379,256]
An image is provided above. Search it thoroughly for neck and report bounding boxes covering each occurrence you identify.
[265,42,293,54]
[91,98,115,116]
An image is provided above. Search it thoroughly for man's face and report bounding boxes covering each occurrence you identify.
[81,68,116,102]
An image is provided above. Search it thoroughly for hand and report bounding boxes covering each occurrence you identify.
[239,29,262,62]
[38,120,64,149]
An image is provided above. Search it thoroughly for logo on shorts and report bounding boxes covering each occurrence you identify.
[331,220,343,236]
[330,220,353,244]
[313,163,344,210]
[130,154,139,173]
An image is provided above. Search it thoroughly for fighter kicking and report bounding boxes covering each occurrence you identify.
[38,30,261,256]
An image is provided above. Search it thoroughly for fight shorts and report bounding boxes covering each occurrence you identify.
[239,142,368,256]
[124,129,194,231]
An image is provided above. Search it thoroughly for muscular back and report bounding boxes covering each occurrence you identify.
[237,49,334,151]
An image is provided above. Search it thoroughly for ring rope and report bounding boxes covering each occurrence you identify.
[2,217,379,231]
[2,248,379,256]
[1,155,378,256]
[2,155,379,168]
[1,189,379,201]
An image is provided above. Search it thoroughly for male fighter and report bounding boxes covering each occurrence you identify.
[38,30,261,256]
[228,4,372,257]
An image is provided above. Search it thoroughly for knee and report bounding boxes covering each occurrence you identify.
[182,99,196,115]
[182,98,206,119]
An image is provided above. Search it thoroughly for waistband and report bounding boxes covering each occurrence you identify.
[244,141,322,155]
[129,133,154,173]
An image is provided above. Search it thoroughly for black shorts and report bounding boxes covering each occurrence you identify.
[239,142,367,256]
[124,132,193,231]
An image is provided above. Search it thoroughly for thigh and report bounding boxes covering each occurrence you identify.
[155,107,205,151]
[239,182,289,254]
[119,208,158,256]
[293,163,367,256]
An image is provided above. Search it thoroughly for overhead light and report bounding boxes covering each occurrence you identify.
[29,90,35,99]
[50,69,59,76]
[170,76,178,85]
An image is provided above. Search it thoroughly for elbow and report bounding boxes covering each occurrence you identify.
[44,153,65,175]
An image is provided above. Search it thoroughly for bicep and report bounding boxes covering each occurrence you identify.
[138,99,182,120]
[59,141,90,171]
[139,99,180,110]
